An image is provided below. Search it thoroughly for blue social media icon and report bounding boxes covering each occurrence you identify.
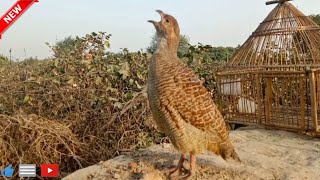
[1,164,14,177]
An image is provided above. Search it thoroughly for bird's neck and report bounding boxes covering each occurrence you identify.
[155,36,179,56]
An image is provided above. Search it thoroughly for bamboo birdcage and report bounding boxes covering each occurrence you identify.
[216,0,320,134]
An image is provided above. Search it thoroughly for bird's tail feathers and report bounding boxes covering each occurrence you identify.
[207,141,222,156]
[206,131,241,162]
[220,143,241,162]
[208,140,240,162]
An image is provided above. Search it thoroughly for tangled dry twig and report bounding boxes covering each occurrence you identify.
[0,114,86,177]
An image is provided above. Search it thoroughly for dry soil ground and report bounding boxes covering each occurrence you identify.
[63,127,320,180]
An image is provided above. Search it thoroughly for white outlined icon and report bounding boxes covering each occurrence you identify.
[19,164,36,177]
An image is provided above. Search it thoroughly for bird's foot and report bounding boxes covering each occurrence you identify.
[169,153,196,180]
[169,169,193,180]
[161,154,192,179]
[162,165,191,180]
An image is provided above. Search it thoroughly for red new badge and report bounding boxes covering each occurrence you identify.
[0,0,39,39]
[41,164,59,177]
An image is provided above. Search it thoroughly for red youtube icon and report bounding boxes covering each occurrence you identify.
[41,164,59,177]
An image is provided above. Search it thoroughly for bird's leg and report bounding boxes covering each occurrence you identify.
[186,154,196,179]
[165,154,185,172]
[170,154,196,180]
[163,154,188,176]
[169,154,196,180]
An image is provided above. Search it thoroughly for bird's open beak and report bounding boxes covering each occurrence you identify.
[156,10,164,17]
[147,20,157,24]
[148,10,164,25]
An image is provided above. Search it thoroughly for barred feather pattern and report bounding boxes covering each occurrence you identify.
[147,53,240,161]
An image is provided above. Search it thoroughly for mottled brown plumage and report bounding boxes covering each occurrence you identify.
[147,10,240,179]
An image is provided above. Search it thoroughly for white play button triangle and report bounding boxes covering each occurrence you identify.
[41,164,59,177]
[48,168,53,173]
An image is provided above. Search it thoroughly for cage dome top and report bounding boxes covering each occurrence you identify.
[224,0,320,71]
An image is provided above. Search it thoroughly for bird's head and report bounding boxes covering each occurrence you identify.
[148,10,180,53]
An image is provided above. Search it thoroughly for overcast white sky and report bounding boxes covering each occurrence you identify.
[0,0,319,60]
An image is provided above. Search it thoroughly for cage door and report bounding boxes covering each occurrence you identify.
[262,73,308,130]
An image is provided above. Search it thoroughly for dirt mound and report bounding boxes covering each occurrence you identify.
[63,127,320,180]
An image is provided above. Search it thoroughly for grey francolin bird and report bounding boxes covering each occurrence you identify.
[147,10,240,179]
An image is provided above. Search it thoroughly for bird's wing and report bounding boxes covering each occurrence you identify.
[168,64,225,130]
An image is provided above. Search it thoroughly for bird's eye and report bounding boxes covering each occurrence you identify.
[166,19,169,23]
